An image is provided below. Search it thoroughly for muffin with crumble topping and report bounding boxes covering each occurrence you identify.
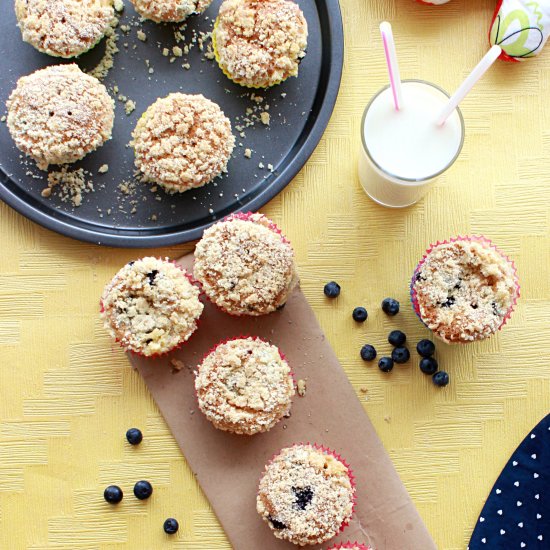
[195,337,295,435]
[193,212,298,316]
[132,93,235,194]
[411,236,519,344]
[101,257,203,356]
[129,0,212,22]
[212,0,308,88]
[257,444,355,546]
[15,0,115,58]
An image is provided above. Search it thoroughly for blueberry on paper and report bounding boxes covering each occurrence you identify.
[420,357,438,375]
[360,344,377,361]
[388,330,406,347]
[133,480,153,500]
[104,485,123,504]
[381,298,400,315]
[323,281,341,298]
[163,518,179,534]
[391,347,410,364]
[378,357,394,372]
[126,428,143,445]
[352,307,368,322]
[432,371,450,387]
[416,339,435,357]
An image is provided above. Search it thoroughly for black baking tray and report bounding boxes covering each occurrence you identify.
[0,0,343,247]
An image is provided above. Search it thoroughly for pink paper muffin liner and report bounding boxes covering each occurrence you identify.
[100,258,204,358]
[259,443,357,537]
[410,236,520,341]
[326,543,373,550]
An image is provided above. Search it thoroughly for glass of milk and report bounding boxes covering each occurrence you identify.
[358,80,465,208]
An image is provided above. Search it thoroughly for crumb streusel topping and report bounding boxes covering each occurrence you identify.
[412,240,517,343]
[15,0,115,58]
[6,64,115,170]
[101,257,203,356]
[214,0,308,88]
[195,337,294,435]
[194,213,298,316]
[132,93,235,194]
[130,0,212,23]
[257,444,355,546]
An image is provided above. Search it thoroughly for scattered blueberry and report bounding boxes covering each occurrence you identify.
[147,270,159,285]
[268,516,287,530]
[133,480,153,500]
[104,485,123,504]
[352,307,368,322]
[360,344,377,361]
[163,518,179,535]
[419,357,438,375]
[323,281,341,298]
[388,330,406,347]
[416,339,436,357]
[293,486,314,510]
[126,428,143,445]
[432,371,450,387]
[391,347,410,364]
[378,357,394,372]
[381,298,400,316]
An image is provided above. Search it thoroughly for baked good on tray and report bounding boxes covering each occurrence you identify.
[193,212,299,316]
[410,236,519,344]
[6,64,115,170]
[130,0,212,23]
[15,0,115,58]
[195,337,295,435]
[132,93,235,194]
[101,257,203,356]
[257,444,355,546]
[213,0,308,88]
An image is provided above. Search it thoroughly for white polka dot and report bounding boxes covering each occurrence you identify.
[520,543,526,548]
[537,513,542,519]
[496,488,502,494]
[538,535,543,541]
[534,472,539,478]
[518,522,524,528]
[531,433,536,439]
[514,481,520,487]
[531,453,537,459]
[500,529,506,535]
[513,461,518,466]
[479,517,485,522]
[535,494,540,500]
[517,501,523,506]
[481,538,486,544]
[497,509,503,515]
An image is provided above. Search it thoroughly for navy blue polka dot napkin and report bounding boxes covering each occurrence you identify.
[469,413,549,549]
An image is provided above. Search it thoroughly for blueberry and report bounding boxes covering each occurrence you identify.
[163,518,179,535]
[381,298,400,316]
[360,344,377,361]
[391,347,410,364]
[126,428,143,445]
[104,485,123,504]
[323,281,341,298]
[420,357,438,375]
[388,330,406,347]
[133,480,153,500]
[378,357,394,372]
[416,339,435,357]
[432,371,450,387]
[268,516,287,530]
[352,307,368,322]
[293,486,313,510]
[147,270,159,285]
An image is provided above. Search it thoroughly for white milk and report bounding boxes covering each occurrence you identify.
[358,80,464,208]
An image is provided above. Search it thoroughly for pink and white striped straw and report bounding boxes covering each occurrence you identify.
[380,21,403,111]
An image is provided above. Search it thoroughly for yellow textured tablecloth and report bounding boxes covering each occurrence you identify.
[1,0,550,548]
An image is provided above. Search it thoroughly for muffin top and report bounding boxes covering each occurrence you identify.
[132,93,235,193]
[194,213,297,316]
[6,64,115,170]
[101,257,203,356]
[15,0,115,58]
[214,0,308,88]
[195,337,294,435]
[412,239,518,343]
[257,444,355,546]
[130,0,212,23]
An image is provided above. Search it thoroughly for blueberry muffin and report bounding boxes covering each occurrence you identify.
[101,257,203,356]
[411,237,519,343]
[194,212,298,316]
[195,337,294,435]
[213,0,308,88]
[130,0,212,22]
[257,444,355,546]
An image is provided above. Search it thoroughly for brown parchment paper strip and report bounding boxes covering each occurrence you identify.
[129,254,436,550]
